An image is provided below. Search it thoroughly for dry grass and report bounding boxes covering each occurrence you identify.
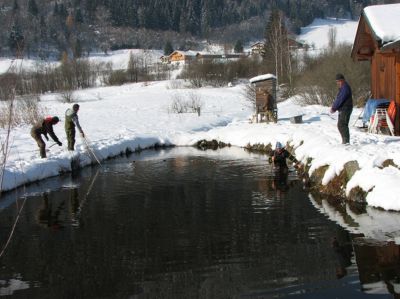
[0,96,47,128]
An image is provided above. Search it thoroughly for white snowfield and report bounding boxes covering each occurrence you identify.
[1,80,400,213]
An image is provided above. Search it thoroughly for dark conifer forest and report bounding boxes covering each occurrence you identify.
[1,0,397,57]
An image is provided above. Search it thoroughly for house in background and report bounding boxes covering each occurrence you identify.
[351,3,400,135]
[250,42,265,55]
[160,55,169,64]
[168,50,197,64]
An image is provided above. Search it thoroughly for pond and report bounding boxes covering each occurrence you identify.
[0,147,399,298]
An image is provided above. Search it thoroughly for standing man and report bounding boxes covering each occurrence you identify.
[65,104,84,151]
[31,116,62,158]
[330,73,353,144]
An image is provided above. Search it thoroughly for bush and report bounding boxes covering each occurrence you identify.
[107,70,129,86]
[179,57,271,88]
[294,45,370,107]
[0,96,46,128]
[168,92,203,114]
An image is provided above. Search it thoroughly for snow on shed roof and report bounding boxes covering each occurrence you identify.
[364,3,400,44]
[249,74,276,83]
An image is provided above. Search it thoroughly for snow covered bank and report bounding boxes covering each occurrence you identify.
[1,80,400,211]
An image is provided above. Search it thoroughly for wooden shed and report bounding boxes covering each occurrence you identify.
[351,4,400,135]
[249,74,277,122]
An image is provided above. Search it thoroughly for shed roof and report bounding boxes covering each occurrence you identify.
[249,74,276,83]
[364,4,400,46]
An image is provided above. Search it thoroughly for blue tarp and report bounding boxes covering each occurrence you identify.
[362,99,390,124]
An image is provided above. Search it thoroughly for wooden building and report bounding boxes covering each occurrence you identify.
[250,42,265,55]
[168,50,197,64]
[249,74,277,122]
[160,55,169,64]
[351,3,400,135]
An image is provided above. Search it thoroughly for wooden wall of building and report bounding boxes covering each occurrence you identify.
[254,80,277,111]
[370,52,400,134]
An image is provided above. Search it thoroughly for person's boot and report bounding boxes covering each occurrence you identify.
[40,147,46,158]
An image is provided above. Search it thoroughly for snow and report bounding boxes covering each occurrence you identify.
[249,74,276,83]
[297,18,358,51]
[0,49,164,75]
[364,4,400,44]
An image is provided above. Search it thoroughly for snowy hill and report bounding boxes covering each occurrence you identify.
[0,49,164,75]
[297,18,358,51]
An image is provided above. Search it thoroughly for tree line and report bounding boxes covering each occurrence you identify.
[1,0,392,58]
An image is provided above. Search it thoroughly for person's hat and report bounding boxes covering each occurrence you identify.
[335,73,345,81]
[275,141,283,149]
[52,116,60,123]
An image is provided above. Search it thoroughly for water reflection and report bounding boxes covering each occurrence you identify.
[311,193,400,298]
[0,147,398,298]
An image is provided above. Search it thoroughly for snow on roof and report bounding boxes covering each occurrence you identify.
[170,50,198,57]
[249,74,276,83]
[364,3,400,44]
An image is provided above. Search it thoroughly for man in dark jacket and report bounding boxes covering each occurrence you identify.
[65,104,84,151]
[269,142,299,171]
[31,116,62,158]
[330,73,353,144]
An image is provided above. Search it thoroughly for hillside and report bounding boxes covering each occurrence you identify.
[0,0,390,58]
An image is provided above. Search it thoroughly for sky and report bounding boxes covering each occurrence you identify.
[1,16,400,244]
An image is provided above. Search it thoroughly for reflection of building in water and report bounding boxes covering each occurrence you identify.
[354,241,400,297]
[310,193,400,296]
[331,228,353,279]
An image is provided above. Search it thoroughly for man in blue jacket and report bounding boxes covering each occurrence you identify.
[330,73,353,144]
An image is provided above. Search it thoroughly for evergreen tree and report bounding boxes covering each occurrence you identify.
[75,9,84,24]
[74,38,82,58]
[234,39,243,53]
[8,23,25,57]
[12,0,19,13]
[28,0,39,17]
[164,40,174,55]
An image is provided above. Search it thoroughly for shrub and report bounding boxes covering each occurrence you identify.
[168,92,203,114]
[0,96,46,128]
[107,70,129,86]
[294,44,370,107]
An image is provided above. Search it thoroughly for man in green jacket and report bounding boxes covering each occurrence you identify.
[65,104,85,151]
[31,116,62,158]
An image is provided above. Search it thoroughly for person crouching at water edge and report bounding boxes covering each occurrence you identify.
[269,142,300,173]
[31,116,62,158]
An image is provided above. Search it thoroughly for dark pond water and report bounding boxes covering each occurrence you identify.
[0,147,399,298]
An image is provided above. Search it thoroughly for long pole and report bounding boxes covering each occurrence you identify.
[82,136,102,166]
[352,107,365,127]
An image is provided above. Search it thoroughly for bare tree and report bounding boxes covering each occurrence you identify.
[264,10,289,89]
[328,27,337,52]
